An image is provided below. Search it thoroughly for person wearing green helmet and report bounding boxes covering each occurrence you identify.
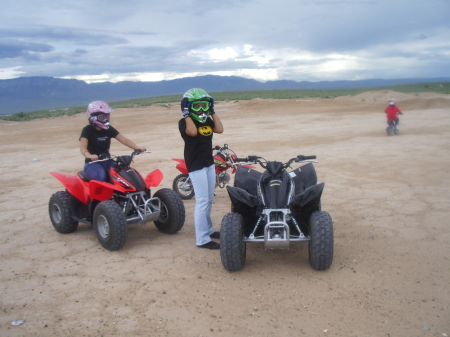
[179,88,224,249]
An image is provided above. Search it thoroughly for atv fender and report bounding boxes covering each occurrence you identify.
[226,186,260,209]
[50,172,90,204]
[291,182,325,208]
[145,169,163,188]
[89,180,128,201]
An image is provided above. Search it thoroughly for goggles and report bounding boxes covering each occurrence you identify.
[92,113,110,122]
[190,101,210,112]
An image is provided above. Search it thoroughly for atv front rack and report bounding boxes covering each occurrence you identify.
[123,191,161,225]
[244,208,310,249]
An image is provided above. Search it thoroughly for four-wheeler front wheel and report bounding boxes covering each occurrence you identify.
[172,174,195,200]
[308,211,333,270]
[93,200,128,251]
[220,212,246,272]
[49,191,79,233]
[153,188,185,234]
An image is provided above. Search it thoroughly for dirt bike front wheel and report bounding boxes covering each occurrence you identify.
[172,174,195,200]
[386,125,393,136]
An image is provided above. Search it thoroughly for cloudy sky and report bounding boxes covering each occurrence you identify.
[1,0,449,83]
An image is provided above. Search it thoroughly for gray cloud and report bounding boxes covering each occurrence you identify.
[0,0,448,82]
[0,39,54,58]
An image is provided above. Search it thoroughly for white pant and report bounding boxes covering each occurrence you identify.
[189,165,216,245]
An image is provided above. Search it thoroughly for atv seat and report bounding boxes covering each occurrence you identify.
[78,171,91,182]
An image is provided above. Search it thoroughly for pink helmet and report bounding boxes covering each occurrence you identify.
[86,101,113,130]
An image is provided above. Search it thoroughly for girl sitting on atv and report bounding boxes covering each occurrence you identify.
[80,101,146,182]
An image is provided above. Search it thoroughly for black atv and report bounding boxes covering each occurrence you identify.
[220,155,333,272]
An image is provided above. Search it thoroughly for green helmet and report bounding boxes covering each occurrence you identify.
[182,88,214,123]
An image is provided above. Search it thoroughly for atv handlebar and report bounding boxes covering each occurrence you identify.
[233,155,318,169]
[213,143,229,151]
[132,149,151,155]
[89,150,151,164]
[297,155,316,161]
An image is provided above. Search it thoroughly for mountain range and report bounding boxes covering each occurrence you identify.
[1,75,449,115]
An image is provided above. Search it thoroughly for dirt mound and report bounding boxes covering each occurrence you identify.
[347,90,416,102]
[400,96,450,110]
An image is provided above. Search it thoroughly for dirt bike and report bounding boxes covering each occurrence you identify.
[219,154,333,272]
[48,150,185,251]
[171,144,253,200]
[386,112,403,136]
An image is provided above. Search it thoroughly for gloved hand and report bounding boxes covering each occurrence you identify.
[182,108,190,118]
[181,98,191,118]
[209,98,215,115]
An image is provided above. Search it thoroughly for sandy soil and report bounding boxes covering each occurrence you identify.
[0,90,449,336]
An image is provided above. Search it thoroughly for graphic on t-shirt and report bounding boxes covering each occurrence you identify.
[198,126,213,136]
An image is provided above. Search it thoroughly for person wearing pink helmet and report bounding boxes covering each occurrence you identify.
[79,101,146,181]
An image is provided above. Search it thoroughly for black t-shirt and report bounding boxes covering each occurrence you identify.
[178,117,215,173]
[80,125,119,163]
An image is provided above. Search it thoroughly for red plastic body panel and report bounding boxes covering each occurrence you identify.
[172,158,189,174]
[145,169,163,188]
[89,180,127,201]
[50,172,90,204]
[50,170,130,204]
[214,153,229,173]
[110,169,137,192]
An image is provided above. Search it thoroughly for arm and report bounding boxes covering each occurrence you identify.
[80,137,98,161]
[115,134,146,152]
[212,114,224,134]
[184,117,198,137]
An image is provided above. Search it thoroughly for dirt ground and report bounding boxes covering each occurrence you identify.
[0,90,449,337]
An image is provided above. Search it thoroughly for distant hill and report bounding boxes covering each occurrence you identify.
[1,75,449,114]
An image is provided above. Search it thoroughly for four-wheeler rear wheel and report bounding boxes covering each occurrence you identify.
[172,174,195,200]
[93,200,128,251]
[153,188,185,234]
[308,211,333,270]
[220,212,246,272]
[49,191,79,233]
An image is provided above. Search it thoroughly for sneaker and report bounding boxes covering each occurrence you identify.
[197,241,220,249]
[210,231,220,239]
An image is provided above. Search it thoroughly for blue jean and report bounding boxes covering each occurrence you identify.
[84,160,115,182]
[189,165,216,246]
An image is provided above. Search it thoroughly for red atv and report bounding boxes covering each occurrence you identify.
[48,150,185,250]
[172,144,253,200]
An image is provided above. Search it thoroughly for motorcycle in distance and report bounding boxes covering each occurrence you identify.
[220,154,333,272]
[171,144,254,200]
[386,112,403,136]
[48,150,185,251]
